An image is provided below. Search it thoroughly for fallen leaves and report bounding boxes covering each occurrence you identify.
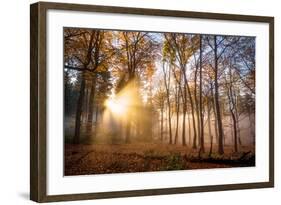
[64,143,255,176]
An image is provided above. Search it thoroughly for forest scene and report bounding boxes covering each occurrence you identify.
[64,27,256,176]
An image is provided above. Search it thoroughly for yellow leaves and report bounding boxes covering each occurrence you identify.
[95,65,107,72]
[144,62,155,78]
[162,40,176,63]
[204,64,215,80]
[191,34,200,49]
[163,33,199,66]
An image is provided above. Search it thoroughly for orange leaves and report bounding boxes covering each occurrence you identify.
[163,33,199,67]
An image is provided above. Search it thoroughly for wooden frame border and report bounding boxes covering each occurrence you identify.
[30,1,274,202]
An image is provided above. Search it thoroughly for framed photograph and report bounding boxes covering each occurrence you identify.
[30,1,274,202]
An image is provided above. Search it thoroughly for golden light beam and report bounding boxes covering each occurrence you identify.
[105,95,129,116]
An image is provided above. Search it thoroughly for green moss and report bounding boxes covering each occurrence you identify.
[162,153,185,170]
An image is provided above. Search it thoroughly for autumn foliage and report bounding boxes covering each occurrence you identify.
[64,28,255,175]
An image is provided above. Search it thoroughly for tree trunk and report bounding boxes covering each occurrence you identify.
[160,108,164,142]
[194,66,200,147]
[188,110,191,146]
[95,104,99,123]
[178,65,197,148]
[182,105,187,146]
[167,97,172,144]
[86,75,97,136]
[227,67,238,153]
[199,35,205,153]
[186,84,197,149]
[207,100,213,156]
[163,63,173,144]
[73,76,86,144]
[234,94,242,146]
[231,111,238,152]
[64,70,70,115]
[210,84,219,144]
[214,35,224,155]
[83,87,89,123]
[174,85,180,144]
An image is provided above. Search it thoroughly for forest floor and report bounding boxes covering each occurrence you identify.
[64,143,255,176]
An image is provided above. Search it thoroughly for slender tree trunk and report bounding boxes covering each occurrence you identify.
[236,116,242,146]
[199,35,205,153]
[166,104,169,140]
[64,70,70,115]
[174,85,180,144]
[188,110,191,146]
[182,104,187,146]
[230,116,234,144]
[95,104,99,123]
[186,83,197,149]
[231,111,238,152]
[248,108,252,144]
[181,76,189,147]
[160,108,164,142]
[171,66,182,145]
[73,76,86,144]
[177,84,186,146]
[210,84,218,144]
[227,68,238,153]
[209,134,213,157]
[163,63,173,144]
[167,99,172,144]
[194,67,200,147]
[207,100,213,156]
[135,87,143,140]
[234,94,242,146]
[84,87,89,123]
[214,35,224,155]
[178,65,196,148]
[213,108,219,144]
[86,75,97,136]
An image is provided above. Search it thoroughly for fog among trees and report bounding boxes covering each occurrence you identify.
[64,28,255,175]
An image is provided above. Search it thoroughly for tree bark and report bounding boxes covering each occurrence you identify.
[174,85,180,144]
[234,93,242,146]
[194,65,200,147]
[214,35,224,155]
[182,103,187,146]
[188,110,191,146]
[207,100,213,156]
[73,76,86,144]
[227,67,238,153]
[95,104,99,123]
[199,35,205,153]
[168,101,172,144]
[160,107,164,142]
[231,111,238,152]
[86,75,97,136]
[210,83,219,144]
[83,87,89,123]
[163,64,173,144]
[64,70,70,115]
[185,82,197,149]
